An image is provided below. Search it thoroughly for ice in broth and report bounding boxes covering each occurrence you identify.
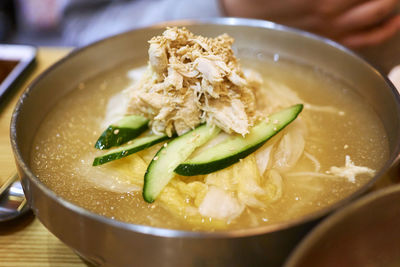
[31,28,388,231]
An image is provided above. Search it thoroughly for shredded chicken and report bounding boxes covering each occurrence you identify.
[126,27,261,136]
[329,155,375,183]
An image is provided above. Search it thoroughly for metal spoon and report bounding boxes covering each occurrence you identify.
[0,173,29,222]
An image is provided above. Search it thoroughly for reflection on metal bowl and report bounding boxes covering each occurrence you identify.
[10,18,400,266]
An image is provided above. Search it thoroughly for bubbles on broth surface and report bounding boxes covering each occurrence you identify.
[31,58,389,231]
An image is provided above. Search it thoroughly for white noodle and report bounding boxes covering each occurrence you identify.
[304,151,321,172]
[265,169,283,202]
[304,103,344,115]
[246,209,259,228]
[273,124,305,172]
[291,182,323,192]
[286,172,336,179]
[255,143,275,175]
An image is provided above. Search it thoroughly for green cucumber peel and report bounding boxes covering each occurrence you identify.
[175,104,303,176]
[143,124,220,203]
[95,115,149,150]
[93,134,169,166]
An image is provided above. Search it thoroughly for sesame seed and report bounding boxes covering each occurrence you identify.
[163,143,168,147]
[273,119,279,124]
[113,129,120,135]
[344,144,349,149]
[339,111,345,116]
[153,156,159,161]
[273,127,277,131]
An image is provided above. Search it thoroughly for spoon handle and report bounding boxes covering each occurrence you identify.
[0,173,18,196]
[0,173,29,222]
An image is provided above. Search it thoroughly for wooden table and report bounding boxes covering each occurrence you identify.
[0,48,86,267]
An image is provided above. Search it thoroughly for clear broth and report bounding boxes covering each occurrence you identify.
[31,57,389,231]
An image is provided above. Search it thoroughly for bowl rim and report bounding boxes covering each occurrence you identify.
[283,183,400,266]
[10,17,400,238]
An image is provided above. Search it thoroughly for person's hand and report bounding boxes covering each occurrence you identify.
[220,0,400,48]
[389,65,400,89]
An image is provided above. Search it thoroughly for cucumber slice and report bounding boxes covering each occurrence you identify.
[95,115,149,150]
[143,124,220,203]
[93,134,169,166]
[175,104,303,176]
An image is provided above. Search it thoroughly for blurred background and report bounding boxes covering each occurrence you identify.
[0,0,399,72]
[0,0,222,46]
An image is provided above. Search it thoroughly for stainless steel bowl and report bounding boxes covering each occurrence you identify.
[284,183,400,267]
[10,18,400,267]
